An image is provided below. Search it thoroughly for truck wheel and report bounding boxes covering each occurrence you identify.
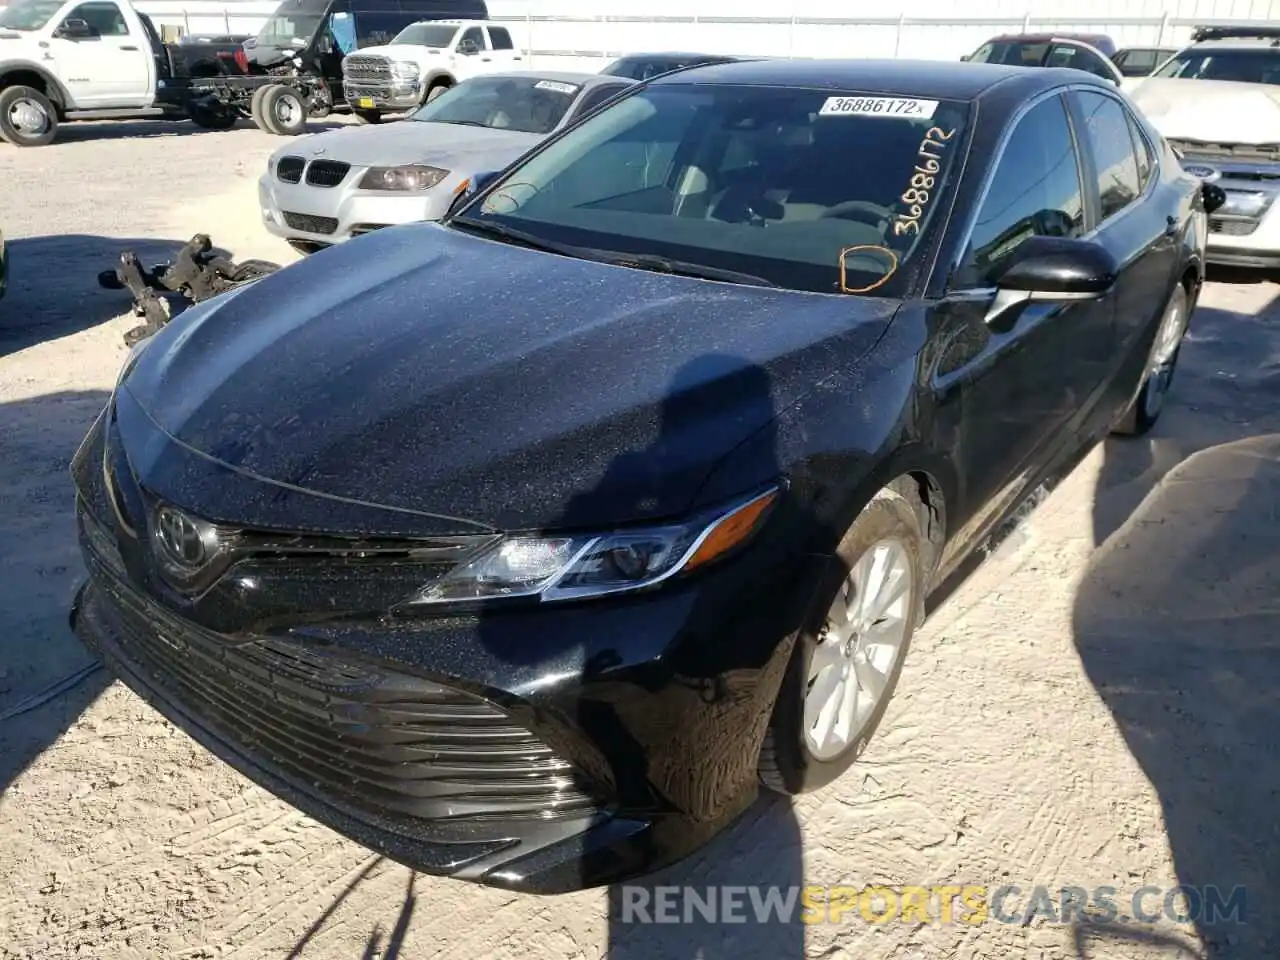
[259,84,308,137]
[424,81,451,103]
[249,85,276,132]
[0,85,58,147]
[187,103,237,130]
[352,108,382,124]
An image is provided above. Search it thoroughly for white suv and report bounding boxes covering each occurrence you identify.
[341,20,522,122]
[1129,26,1280,269]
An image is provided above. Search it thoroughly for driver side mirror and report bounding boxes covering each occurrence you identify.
[959,54,970,62]
[57,17,96,39]
[445,169,501,218]
[457,39,479,55]
[983,235,1118,331]
[316,33,333,54]
[1201,181,1227,215]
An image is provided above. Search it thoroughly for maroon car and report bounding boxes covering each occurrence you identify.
[963,33,1122,84]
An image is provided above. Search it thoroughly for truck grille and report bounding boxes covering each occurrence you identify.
[282,211,339,235]
[1210,217,1259,236]
[276,155,304,183]
[78,541,599,825]
[345,55,392,82]
[305,159,351,187]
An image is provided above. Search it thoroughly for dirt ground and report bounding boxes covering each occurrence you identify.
[1,118,1277,960]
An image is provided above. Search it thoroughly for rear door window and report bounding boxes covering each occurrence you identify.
[1072,90,1142,221]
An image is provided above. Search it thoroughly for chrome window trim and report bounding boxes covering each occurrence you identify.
[946,81,1154,291]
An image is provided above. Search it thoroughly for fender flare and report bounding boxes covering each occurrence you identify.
[422,69,456,90]
[0,59,74,110]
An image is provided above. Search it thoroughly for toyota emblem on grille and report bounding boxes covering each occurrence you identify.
[1184,164,1219,182]
[153,505,217,571]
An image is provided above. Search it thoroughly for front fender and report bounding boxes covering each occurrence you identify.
[423,68,456,88]
[0,59,73,108]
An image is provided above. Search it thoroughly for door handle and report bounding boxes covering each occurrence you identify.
[480,56,491,61]
[121,44,139,50]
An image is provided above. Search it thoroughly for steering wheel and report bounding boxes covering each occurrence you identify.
[819,201,895,227]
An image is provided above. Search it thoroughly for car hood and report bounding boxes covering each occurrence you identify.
[279,122,544,169]
[348,42,451,61]
[120,223,898,532]
[1130,77,1280,145]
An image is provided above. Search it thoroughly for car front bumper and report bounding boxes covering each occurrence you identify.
[1181,150,1280,269]
[69,406,817,892]
[343,79,423,112]
[257,170,460,246]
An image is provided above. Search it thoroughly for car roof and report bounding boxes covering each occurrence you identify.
[649,57,1095,101]
[1188,37,1280,51]
[612,51,735,61]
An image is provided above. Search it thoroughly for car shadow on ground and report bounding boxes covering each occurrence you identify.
[42,117,351,145]
[1072,294,1280,958]
[0,389,113,797]
[0,233,241,359]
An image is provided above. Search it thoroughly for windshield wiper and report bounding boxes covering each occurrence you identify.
[437,119,488,127]
[602,253,778,288]
[448,217,594,257]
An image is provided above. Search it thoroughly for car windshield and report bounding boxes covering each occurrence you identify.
[968,41,1049,66]
[411,75,582,135]
[0,0,63,30]
[391,23,455,47]
[255,9,323,47]
[453,83,970,297]
[1153,48,1280,85]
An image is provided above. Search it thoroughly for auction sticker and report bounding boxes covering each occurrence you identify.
[535,80,580,94]
[819,96,938,118]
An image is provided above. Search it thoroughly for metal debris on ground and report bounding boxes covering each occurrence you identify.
[98,234,280,347]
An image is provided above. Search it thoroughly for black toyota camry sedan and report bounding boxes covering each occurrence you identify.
[71,59,1222,893]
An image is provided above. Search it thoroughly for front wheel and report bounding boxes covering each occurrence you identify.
[1113,283,1188,437]
[0,85,58,147]
[187,103,237,130]
[424,82,451,103]
[258,84,308,137]
[759,486,925,795]
[352,108,382,124]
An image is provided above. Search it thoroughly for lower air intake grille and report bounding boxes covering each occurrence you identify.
[1209,218,1258,236]
[81,556,598,824]
[282,211,339,235]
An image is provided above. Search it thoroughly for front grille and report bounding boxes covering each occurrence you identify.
[305,159,351,187]
[282,211,339,235]
[344,55,391,82]
[80,542,599,824]
[276,155,304,183]
[1210,217,1259,236]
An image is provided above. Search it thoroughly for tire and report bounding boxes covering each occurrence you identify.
[424,81,451,103]
[260,85,308,136]
[187,103,237,130]
[1112,283,1189,437]
[352,108,382,124]
[759,486,926,795]
[249,85,275,133]
[0,85,58,147]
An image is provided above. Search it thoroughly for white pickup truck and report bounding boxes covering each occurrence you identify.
[341,19,521,123]
[0,0,242,146]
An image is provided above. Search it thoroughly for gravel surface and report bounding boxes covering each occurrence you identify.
[1,118,1277,960]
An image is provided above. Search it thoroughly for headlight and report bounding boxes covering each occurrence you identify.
[410,487,779,605]
[1218,190,1272,218]
[358,164,449,192]
[392,60,420,78]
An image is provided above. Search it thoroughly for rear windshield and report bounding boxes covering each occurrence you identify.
[1153,48,1280,85]
[968,41,1049,66]
[412,75,582,135]
[391,23,456,47]
[460,84,971,297]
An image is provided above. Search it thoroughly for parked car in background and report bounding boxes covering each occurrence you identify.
[168,0,489,136]
[260,70,634,251]
[1111,45,1177,77]
[1128,25,1280,269]
[341,19,521,123]
[600,50,741,80]
[0,0,245,146]
[963,33,1122,84]
[76,57,1222,892]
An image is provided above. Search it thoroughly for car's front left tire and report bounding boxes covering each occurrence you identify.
[759,485,926,795]
[0,85,58,147]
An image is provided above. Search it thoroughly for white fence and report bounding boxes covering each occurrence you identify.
[136,1,1280,69]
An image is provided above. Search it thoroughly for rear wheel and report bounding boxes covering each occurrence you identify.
[424,81,451,103]
[759,486,925,795]
[0,85,58,147]
[1113,284,1188,437]
[352,108,382,124]
[259,84,308,137]
[187,102,237,130]
[249,85,275,132]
